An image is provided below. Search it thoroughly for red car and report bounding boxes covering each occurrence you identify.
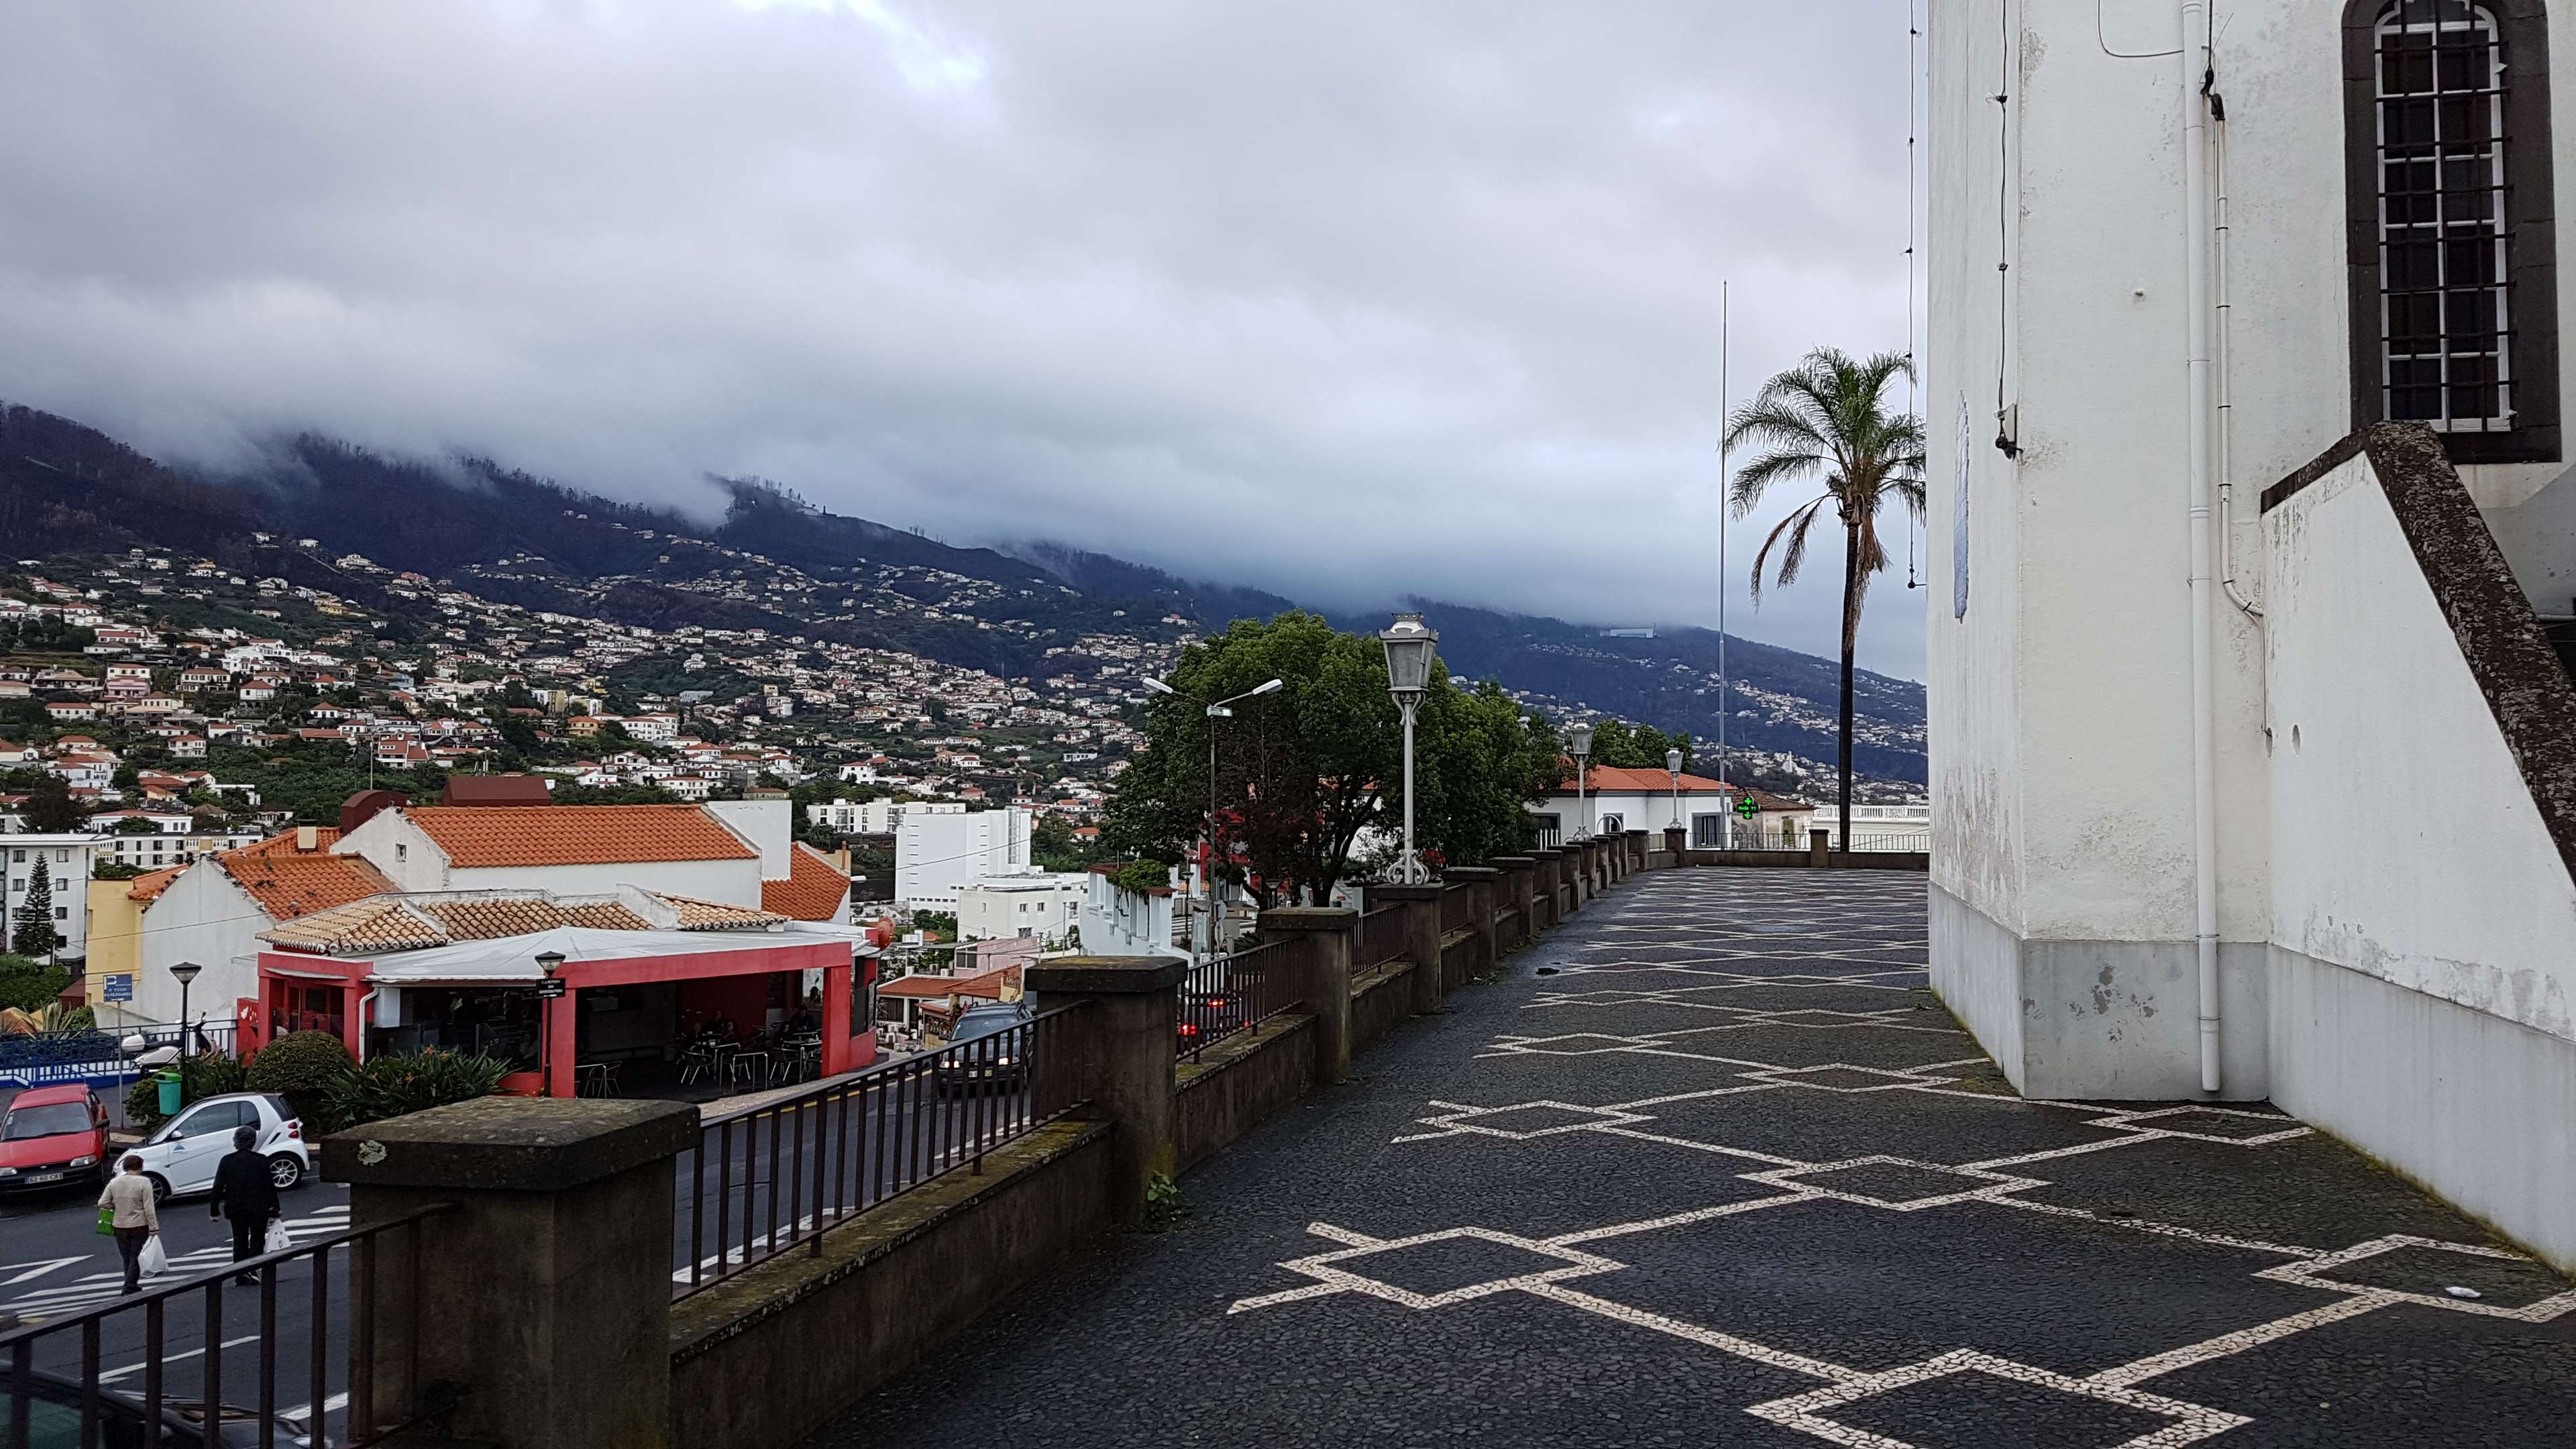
[0,1085,111,1191]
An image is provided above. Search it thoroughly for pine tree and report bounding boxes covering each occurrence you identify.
[9,858,61,959]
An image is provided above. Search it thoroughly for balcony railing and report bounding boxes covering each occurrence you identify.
[1176,940,1295,1063]
[673,1002,1089,1299]
[1355,905,1405,969]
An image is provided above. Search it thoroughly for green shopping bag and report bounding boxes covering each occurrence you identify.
[95,1205,115,1236]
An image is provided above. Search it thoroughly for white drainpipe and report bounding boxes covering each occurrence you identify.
[2181,1,2222,1095]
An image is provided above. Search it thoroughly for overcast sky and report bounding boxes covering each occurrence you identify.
[0,1,1927,678]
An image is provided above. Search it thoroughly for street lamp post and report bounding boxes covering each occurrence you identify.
[1144,674,1283,960]
[168,961,202,1106]
[535,950,565,1097]
[1666,747,1684,829]
[1566,721,1595,841]
[1377,614,1440,884]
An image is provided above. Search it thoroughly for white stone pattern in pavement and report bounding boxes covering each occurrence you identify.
[1226,875,2576,1449]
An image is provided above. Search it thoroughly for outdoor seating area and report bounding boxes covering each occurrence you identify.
[674,1021,828,1092]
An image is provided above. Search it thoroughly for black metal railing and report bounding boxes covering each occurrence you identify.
[1176,941,1295,1063]
[673,1002,1088,1300]
[1356,905,1405,968]
[1438,885,1470,935]
[0,1201,448,1449]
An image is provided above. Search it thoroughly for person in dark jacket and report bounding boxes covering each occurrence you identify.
[209,1125,282,1285]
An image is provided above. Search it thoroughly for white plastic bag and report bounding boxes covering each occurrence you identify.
[138,1235,168,1277]
[264,1220,292,1254]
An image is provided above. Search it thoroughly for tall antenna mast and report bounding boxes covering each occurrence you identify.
[1717,278,1731,810]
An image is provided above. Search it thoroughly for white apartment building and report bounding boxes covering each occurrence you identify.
[1930,0,2576,1267]
[1077,867,1179,958]
[896,807,1030,908]
[806,797,917,836]
[955,871,1087,943]
[1,835,101,959]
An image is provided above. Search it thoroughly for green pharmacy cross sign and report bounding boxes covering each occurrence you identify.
[1733,795,1760,820]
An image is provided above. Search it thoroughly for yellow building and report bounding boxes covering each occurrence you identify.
[83,868,178,1026]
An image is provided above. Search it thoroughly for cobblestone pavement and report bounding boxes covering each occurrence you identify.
[810,870,2576,1448]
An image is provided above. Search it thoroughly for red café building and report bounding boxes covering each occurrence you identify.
[250,888,878,1097]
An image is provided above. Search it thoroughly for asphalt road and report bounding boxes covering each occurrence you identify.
[0,1068,1018,1439]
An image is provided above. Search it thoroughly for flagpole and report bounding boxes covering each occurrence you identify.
[1717,278,1731,842]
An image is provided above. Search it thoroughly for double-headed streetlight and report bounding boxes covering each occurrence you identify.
[1142,674,1283,960]
[1566,721,1595,841]
[1377,614,1440,884]
[1666,747,1684,830]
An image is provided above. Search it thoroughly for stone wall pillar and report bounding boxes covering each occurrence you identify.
[1491,856,1536,947]
[1528,848,1564,927]
[1257,906,1357,1085]
[1809,828,1832,868]
[1664,824,1686,863]
[1026,955,1187,1228]
[327,1097,699,1449]
[1624,828,1648,877]
[1372,883,1446,1014]
[1444,865,1501,979]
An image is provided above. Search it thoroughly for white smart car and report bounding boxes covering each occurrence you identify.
[129,1092,311,1205]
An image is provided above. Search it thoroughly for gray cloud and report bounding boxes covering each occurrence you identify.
[0,0,1926,678]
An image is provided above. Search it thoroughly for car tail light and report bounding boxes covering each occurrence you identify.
[1177,1022,1199,1037]
[286,1121,302,1138]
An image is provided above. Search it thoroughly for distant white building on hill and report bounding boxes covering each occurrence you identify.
[896,806,1030,909]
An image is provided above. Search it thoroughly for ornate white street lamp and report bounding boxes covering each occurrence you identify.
[1666,747,1684,829]
[1377,614,1440,884]
[1566,721,1595,840]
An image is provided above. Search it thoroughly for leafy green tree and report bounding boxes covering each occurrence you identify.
[21,777,80,834]
[1580,718,1694,772]
[9,859,61,958]
[1104,612,1560,904]
[0,953,70,1012]
[1723,347,1926,839]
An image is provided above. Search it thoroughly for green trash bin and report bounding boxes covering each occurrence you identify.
[156,1071,181,1117]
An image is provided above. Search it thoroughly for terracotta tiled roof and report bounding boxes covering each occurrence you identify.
[657,894,791,931]
[1552,767,1810,810]
[221,846,395,923]
[762,843,851,922]
[239,828,343,855]
[877,965,1021,1001]
[126,866,184,903]
[262,898,449,954]
[257,888,786,955]
[402,806,759,867]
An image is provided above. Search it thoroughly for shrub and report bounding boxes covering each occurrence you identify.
[332,1049,510,1128]
[247,1032,358,1133]
[1107,859,1171,897]
[124,1051,254,1132]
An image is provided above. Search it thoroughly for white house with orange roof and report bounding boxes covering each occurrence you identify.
[1528,766,1815,851]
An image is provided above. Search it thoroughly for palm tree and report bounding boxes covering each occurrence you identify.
[1722,347,1926,845]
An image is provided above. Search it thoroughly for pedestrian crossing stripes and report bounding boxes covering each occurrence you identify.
[0,1204,352,1320]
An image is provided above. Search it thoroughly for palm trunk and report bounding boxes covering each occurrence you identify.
[1837,514,1862,853]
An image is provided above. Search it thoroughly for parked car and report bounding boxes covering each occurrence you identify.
[0,1366,327,1448]
[932,1004,1032,1093]
[129,1093,309,1205]
[0,1086,110,1192]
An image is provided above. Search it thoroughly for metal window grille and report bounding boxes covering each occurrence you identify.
[2376,0,2514,432]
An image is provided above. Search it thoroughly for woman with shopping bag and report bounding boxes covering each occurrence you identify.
[95,1155,160,1293]
[211,1125,282,1287]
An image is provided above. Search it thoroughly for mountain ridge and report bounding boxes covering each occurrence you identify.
[0,402,1925,785]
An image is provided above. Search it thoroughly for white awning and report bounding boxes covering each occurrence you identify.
[356,924,870,984]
